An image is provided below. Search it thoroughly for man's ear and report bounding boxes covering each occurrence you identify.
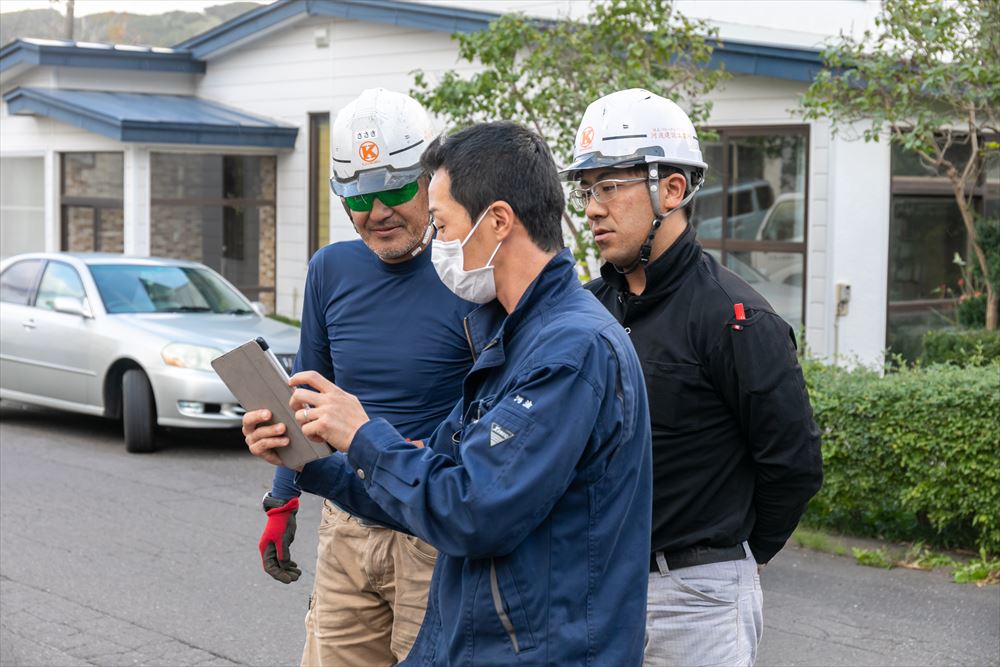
[659,173,688,211]
[340,198,360,235]
[490,201,517,242]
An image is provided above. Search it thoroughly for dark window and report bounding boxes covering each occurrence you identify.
[0,259,43,304]
[223,206,245,260]
[692,128,809,332]
[886,138,993,361]
[891,140,972,178]
[734,189,754,216]
[889,198,965,302]
[224,156,245,198]
[756,185,775,210]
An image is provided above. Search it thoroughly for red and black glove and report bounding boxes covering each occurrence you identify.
[259,496,301,584]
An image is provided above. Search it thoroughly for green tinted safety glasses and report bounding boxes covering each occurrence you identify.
[344,180,420,212]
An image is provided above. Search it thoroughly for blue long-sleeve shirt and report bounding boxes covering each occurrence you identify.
[269,240,474,500]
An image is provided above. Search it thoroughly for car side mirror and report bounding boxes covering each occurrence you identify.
[251,301,268,316]
[52,296,93,318]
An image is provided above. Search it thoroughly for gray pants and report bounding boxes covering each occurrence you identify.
[643,542,763,667]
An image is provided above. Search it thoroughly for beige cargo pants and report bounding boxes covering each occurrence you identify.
[300,501,437,667]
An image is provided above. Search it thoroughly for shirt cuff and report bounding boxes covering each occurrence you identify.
[747,537,777,565]
[346,418,402,486]
[293,457,331,496]
[270,465,302,500]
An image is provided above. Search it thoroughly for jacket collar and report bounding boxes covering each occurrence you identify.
[599,224,702,300]
[464,249,578,359]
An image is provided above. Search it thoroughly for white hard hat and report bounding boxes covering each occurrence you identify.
[560,88,707,182]
[330,88,436,197]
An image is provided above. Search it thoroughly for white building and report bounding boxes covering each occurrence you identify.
[1,0,989,366]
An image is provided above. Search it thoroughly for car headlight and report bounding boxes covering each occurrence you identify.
[161,343,223,372]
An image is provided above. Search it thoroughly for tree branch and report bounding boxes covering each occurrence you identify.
[959,106,982,188]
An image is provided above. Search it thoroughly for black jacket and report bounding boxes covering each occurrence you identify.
[587,225,823,564]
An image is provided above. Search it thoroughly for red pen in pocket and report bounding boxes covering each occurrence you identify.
[733,303,746,330]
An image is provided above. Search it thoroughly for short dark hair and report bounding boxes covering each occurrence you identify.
[421,121,565,252]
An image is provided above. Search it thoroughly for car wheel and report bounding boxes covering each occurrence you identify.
[123,369,157,453]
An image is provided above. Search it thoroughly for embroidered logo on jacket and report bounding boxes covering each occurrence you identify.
[489,422,515,447]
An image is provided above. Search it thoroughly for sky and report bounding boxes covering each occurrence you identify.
[0,0,273,15]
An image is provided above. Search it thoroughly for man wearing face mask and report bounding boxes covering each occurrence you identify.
[247,121,653,666]
[242,89,475,667]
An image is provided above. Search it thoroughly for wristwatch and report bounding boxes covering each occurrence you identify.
[262,492,289,512]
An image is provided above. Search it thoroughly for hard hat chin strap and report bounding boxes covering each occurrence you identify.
[407,220,436,257]
[612,164,700,276]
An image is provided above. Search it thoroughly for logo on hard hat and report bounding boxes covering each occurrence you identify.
[580,126,594,150]
[359,141,380,163]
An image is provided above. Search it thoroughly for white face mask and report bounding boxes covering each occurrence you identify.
[431,207,503,304]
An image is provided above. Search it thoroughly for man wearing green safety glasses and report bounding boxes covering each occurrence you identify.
[334,171,430,262]
[343,179,420,212]
[244,88,476,667]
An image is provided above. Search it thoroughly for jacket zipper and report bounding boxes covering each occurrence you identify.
[463,318,477,363]
[489,559,520,654]
[614,292,628,324]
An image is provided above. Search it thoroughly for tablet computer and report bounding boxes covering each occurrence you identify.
[211,337,332,470]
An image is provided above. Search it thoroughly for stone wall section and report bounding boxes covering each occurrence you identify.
[150,205,204,262]
[257,158,277,311]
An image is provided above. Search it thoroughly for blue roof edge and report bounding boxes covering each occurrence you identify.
[709,38,825,83]
[0,39,206,74]
[0,1,827,84]
[2,87,298,148]
[177,0,825,82]
[178,0,510,57]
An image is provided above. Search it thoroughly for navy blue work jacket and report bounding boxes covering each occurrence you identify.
[297,249,652,666]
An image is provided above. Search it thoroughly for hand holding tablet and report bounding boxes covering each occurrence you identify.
[212,338,333,470]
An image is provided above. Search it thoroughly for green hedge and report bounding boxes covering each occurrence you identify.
[801,359,1000,555]
[921,328,1000,366]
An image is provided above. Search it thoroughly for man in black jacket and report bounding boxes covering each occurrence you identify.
[562,88,823,667]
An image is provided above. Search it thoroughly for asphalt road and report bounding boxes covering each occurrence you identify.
[1,401,998,667]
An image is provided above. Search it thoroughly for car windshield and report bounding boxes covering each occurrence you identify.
[89,264,253,314]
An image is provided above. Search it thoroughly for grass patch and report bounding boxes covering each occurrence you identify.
[795,530,998,585]
[793,527,847,556]
[852,547,895,569]
[953,550,1000,586]
[897,542,957,571]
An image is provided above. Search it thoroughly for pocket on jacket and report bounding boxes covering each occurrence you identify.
[489,558,538,654]
[643,362,706,431]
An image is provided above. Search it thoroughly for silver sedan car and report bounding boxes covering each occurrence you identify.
[0,253,300,453]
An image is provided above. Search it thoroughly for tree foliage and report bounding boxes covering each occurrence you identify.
[800,0,1000,328]
[411,0,726,274]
